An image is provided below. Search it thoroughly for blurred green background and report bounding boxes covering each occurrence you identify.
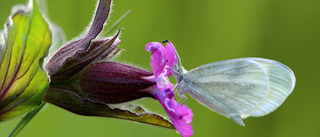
[0,0,319,137]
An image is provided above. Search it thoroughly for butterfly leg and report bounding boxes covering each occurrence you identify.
[177,94,188,105]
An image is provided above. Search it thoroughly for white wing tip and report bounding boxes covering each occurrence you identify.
[231,115,245,126]
[242,58,295,117]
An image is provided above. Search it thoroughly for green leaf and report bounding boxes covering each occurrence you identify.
[0,0,51,121]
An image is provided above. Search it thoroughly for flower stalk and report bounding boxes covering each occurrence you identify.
[8,102,46,137]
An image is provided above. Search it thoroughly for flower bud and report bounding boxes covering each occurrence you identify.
[44,62,156,111]
[80,62,155,103]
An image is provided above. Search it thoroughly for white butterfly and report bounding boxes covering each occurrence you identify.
[169,43,295,126]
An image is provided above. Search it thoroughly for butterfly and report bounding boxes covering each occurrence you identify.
[165,41,296,126]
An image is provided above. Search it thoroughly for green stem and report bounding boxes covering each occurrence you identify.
[101,9,132,36]
[8,102,46,137]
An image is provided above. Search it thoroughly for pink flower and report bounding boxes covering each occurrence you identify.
[145,42,193,137]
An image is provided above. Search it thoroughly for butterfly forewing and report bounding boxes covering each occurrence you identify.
[179,58,295,125]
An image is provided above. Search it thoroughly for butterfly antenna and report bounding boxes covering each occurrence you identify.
[163,40,182,68]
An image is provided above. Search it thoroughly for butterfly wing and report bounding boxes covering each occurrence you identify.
[179,57,295,126]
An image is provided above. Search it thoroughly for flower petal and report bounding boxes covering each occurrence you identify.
[145,42,167,78]
[152,88,193,137]
[146,41,193,136]
[165,41,177,76]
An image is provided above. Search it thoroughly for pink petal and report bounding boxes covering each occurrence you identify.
[145,42,167,78]
[166,99,193,137]
[146,41,193,137]
[152,89,193,137]
[165,41,178,76]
